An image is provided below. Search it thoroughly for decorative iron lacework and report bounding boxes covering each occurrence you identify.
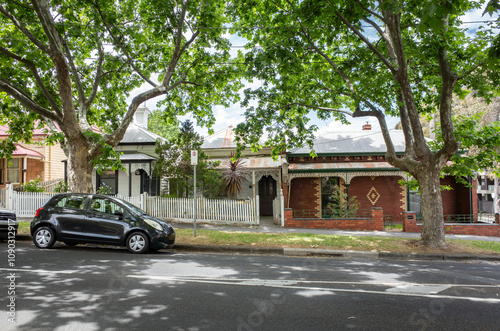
[130,163,151,177]
[286,171,407,184]
[253,170,280,184]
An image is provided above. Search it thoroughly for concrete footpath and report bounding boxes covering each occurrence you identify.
[15,217,500,261]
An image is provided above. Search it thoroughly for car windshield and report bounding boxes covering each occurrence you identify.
[117,199,146,217]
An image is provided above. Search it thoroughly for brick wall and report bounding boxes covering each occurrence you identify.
[284,207,384,231]
[26,159,44,183]
[289,177,321,218]
[403,211,500,237]
[349,176,405,222]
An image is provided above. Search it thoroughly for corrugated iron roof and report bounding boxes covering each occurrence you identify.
[12,144,44,159]
[202,126,238,149]
[119,122,164,144]
[289,130,406,155]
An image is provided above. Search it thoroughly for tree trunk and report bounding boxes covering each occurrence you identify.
[65,139,95,193]
[417,165,446,248]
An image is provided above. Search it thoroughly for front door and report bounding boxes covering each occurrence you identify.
[259,176,277,216]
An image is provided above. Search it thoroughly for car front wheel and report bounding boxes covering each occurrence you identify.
[33,226,56,249]
[126,232,149,254]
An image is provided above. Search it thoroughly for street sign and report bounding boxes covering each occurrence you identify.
[191,150,198,165]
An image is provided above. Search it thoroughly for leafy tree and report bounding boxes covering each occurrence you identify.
[230,0,500,247]
[0,0,242,193]
[153,120,223,198]
[326,186,360,218]
[148,109,179,141]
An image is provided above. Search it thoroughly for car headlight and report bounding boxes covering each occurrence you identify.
[145,219,163,231]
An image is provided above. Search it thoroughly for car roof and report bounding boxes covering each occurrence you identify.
[50,193,126,204]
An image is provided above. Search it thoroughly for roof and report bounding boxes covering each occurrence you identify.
[288,130,406,155]
[202,126,238,149]
[119,122,164,145]
[0,123,53,137]
[12,144,44,159]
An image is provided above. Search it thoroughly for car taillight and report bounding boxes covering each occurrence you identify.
[35,207,43,217]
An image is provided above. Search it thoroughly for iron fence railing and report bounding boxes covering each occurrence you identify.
[413,213,496,224]
[294,208,373,219]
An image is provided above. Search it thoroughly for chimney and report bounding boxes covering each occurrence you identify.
[134,106,151,128]
[362,122,372,131]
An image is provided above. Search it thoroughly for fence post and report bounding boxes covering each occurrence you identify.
[6,184,14,211]
[280,193,285,227]
[255,195,260,225]
[141,192,149,213]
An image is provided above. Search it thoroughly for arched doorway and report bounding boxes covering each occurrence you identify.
[259,175,277,216]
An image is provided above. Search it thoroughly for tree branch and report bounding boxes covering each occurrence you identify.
[94,2,157,87]
[32,0,77,124]
[302,28,356,95]
[0,77,60,122]
[103,86,168,146]
[284,102,354,116]
[62,41,86,112]
[162,1,200,88]
[458,61,485,80]
[85,40,104,111]
[0,45,62,117]
[0,4,50,53]
[331,8,397,75]
[353,0,384,22]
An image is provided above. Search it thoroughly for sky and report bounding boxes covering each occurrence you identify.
[129,3,497,141]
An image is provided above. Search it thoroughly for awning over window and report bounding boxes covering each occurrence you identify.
[12,144,44,159]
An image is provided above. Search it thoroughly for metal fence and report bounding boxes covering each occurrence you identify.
[294,208,373,219]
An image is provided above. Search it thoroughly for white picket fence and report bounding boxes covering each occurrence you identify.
[3,184,259,224]
[11,191,57,217]
[0,187,6,209]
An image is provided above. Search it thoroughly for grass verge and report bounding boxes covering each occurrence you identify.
[176,229,500,255]
[17,221,500,255]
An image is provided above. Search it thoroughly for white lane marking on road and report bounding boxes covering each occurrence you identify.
[0,268,77,274]
[127,275,500,303]
[386,284,451,295]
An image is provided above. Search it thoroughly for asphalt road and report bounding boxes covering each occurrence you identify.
[1,242,500,330]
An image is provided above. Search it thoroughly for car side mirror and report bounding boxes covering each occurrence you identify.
[114,211,124,219]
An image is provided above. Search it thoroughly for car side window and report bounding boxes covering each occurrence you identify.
[90,198,124,215]
[53,195,87,210]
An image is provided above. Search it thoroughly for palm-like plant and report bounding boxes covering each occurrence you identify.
[222,153,248,199]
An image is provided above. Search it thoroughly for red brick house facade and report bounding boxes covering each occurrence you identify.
[282,126,477,227]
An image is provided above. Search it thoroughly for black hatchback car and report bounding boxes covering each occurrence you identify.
[31,193,175,253]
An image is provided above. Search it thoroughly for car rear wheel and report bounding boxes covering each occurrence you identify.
[33,226,56,249]
[126,232,149,254]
